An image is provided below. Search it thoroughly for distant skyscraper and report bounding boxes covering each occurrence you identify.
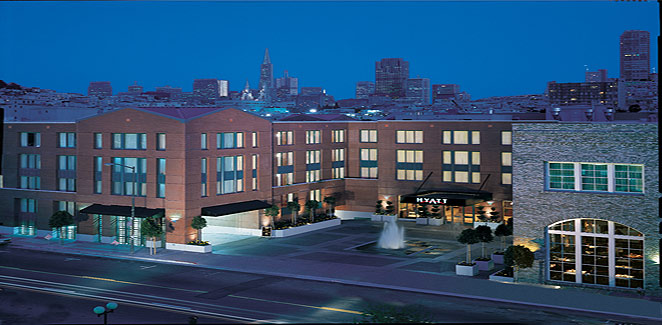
[355,81,375,99]
[88,81,112,97]
[405,78,430,104]
[620,30,650,80]
[127,81,143,94]
[432,84,460,103]
[219,80,229,97]
[375,58,409,98]
[193,79,225,102]
[585,69,608,83]
[259,48,274,101]
[155,85,183,100]
[275,70,298,98]
[241,80,254,101]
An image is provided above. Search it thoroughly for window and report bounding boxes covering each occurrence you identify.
[546,162,644,193]
[216,156,243,194]
[18,154,40,189]
[157,158,166,198]
[501,131,512,145]
[360,149,378,178]
[19,154,40,169]
[201,133,208,150]
[276,131,294,145]
[306,150,321,182]
[442,150,481,183]
[360,129,377,143]
[396,130,423,144]
[112,133,147,150]
[20,132,41,147]
[157,133,166,151]
[57,155,76,192]
[305,130,321,144]
[111,157,147,196]
[18,198,37,236]
[217,132,244,149]
[252,132,258,148]
[332,129,345,143]
[502,173,512,185]
[332,148,345,179]
[201,158,208,197]
[501,152,512,166]
[548,219,644,289]
[58,132,76,148]
[501,152,512,185]
[442,131,480,144]
[94,157,102,194]
[94,133,103,149]
[252,154,258,190]
[275,152,294,186]
[396,150,423,180]
[310,189,321,202]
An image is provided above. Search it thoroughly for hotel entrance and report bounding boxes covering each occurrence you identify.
[399,189,492,225]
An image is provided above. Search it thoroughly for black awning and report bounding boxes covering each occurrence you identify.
[202,200,271,217]
[400,189,493,206]
[80,204,165,218]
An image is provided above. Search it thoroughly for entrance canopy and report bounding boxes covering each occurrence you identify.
[400,189,493,206]
[80,204,165,218]
[201,200,271,217]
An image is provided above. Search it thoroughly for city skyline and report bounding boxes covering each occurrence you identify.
[0,1,657,100]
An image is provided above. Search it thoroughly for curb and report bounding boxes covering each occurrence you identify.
[8,243,662,322]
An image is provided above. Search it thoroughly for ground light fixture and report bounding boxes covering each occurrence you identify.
[93,302,118,325]
[104,162,137,254]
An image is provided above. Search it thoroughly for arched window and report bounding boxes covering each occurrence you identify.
[548,219,644,289]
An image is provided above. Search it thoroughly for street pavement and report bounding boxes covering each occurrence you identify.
[2,219,661,322]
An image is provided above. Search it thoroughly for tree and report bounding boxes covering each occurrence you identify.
[384,201,395,216]
[475,225,493,259]
[457,228,479,264]
[286,201,301,224]
[264,205,280,229]
[305,200,319,223]
[323,196,336,217]
[375,200,384,215]
[190,216,207,242]
[416,205,430,219]
[141,217,163,255]
[49,210,74,245]
[504,245,535,281]
[430,205,441,219]
[494,223,513,253]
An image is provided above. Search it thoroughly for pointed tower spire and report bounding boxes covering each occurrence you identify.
[244,80,250,90]
[263,48,271,64]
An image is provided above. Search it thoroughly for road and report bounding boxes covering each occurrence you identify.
[0,245,655,324]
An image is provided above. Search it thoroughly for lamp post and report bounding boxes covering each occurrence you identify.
[93,302,118,325]
[105,162,136,254]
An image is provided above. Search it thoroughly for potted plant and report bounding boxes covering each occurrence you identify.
[429,205,443,226]
[473,225,494,271]
[504,245,535,282]
[141,216,163,255]
[323,196,336,217]
[372,200,384,222]
[456,228,480,276]
[474,207,500,230]
[264,204,280,231]
[188,216,211,253]
[287,200,301,225]
[492,223,513,264]
[49,210,74,245]
[415,205,431,225]
[305,200,319,223]
[382,200,397,222]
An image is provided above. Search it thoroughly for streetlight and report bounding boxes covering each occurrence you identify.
[93,302,118,325]
[105,162,136,254]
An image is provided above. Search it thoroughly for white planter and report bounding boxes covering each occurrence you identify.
[428,218,443,226]
[491,253,505,264]
[146,240,162,248]
[371,214,383,222]
[473,258,494,271]
[166,242,212,253]
[415,218,430,225]
[489,270,514,282]
[382,215,397,223]
[474,222,501,231]
[271,218,341,238]
[455,263,479,276]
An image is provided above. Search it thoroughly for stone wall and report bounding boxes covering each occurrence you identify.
[512,122,659,294]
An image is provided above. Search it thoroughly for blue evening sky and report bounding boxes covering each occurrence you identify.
[0,1,657,100]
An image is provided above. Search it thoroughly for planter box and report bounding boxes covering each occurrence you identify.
[271,218,341,238]
[428,218,443,226]
[166,242,212,253]
[382,215,397,223]
[489,270,514,283]
[371,214,383,222]
[473,258,494,271]
[146,240,162,248]
[455,263,479,276]
[474,222,501,231]
[415,218,429,225]
[491,253,504,264]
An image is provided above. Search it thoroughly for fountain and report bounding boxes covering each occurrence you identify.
[377,218,405,249]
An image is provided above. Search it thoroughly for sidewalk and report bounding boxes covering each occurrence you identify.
[2,220,661,322]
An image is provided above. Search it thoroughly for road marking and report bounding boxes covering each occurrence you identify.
[228,294,363,315]
[139,265,157,270]
[0,265,206,293]
[64,258,80,261]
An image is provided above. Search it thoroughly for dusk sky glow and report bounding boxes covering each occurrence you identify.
[0,1,657,100]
